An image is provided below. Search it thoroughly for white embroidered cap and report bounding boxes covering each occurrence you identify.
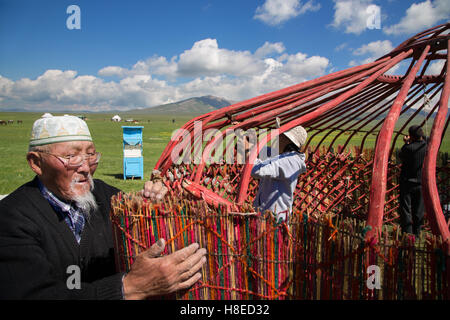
[29,115,92,147]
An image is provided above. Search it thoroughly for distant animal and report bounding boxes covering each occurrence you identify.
[8,120,13,124]
[172,119,175,123]
[17,120,23,124]
[0,120,6,125]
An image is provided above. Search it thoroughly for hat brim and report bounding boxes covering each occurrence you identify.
[282,131,301,148]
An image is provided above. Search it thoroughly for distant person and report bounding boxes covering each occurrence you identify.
[0,115,206,299]
[251,125,307,223]
[398,125,428,237]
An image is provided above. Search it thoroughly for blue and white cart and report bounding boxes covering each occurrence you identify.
[122,126,144,180]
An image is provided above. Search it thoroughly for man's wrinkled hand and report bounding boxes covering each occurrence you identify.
[122,239,207,300]
[142,180,168,202]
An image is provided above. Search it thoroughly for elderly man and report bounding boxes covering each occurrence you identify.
[251,125,307,223]
[0,115,206,299]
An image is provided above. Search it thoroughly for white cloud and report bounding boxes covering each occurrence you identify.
[331,0,378,35]
[334,43,348,52]
[254,0,321,26]
[353,40,394,58]
[281,53,329,77]
[425,59,446,75]
[98,56,178,80]
[177,39,265,77]
[98,66,128,77]
[349,40,393,65]
[384,0,450,35]
[0,70,176,110]
[349,40,398,73]
[99,39,268,79]
[0,39,331,111]
[0,75,13,97]
[254,41,286,58]
[146,56,178,78]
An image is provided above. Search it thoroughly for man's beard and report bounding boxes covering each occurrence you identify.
[70,175,98,219]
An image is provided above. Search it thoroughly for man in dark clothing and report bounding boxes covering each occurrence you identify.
[398,125,428,236]
[0,115,206,299]
[0,177,125,299]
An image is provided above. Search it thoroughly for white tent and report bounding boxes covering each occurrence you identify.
[112,115,121,122]
[41,113,53,118]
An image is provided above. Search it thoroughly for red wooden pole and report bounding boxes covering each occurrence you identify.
[237,50,412,204]
[154,58,390,174]
[422,39,450,255]
[193,62,388,184]
[365,45,430,242]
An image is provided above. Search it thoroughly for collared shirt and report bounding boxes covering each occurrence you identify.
[37,179,85,243]
[251,150,306,222]
[36,178,125,298]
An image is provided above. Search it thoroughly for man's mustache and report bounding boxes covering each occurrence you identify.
[70,174,94,191]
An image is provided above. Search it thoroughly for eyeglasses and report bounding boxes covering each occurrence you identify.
[39,151,101,169]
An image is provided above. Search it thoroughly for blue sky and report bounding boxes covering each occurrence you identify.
[0,0,449,111]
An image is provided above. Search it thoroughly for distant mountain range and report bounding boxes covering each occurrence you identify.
[0,95,235,114]
[125,95,234,114]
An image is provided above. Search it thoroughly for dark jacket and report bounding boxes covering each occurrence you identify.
[399,139,427,184]
[0,176,124,299]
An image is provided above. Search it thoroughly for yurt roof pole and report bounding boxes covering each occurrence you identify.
[237,49,413,204]
[366,45,431,242]
[389,82,442,158]
[422,39,450,254]
[193,60,390,184]
[310,84,398,153]
[154,58,390,174]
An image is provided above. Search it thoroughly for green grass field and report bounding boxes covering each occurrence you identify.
[0,112,195,195]
[0,111,448,195]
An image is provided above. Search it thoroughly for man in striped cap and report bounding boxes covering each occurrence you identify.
[0,115,206,299]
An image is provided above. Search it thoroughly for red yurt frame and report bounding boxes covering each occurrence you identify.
[153,23,450,254]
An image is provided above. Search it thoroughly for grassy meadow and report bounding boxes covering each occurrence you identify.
[0,111,448,195]
[0,112,195,195]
